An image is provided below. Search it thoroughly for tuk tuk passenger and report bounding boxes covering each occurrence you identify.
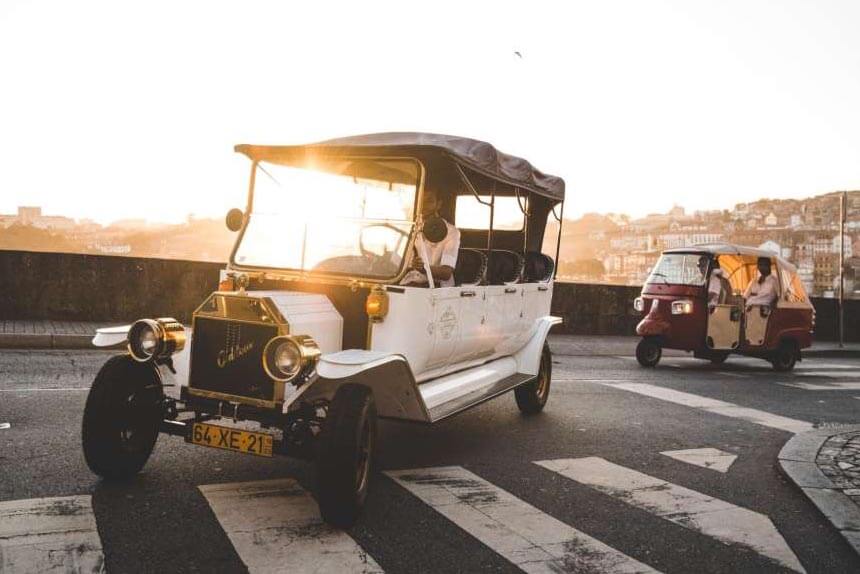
[701,255,730,308]
[744,257,779,310]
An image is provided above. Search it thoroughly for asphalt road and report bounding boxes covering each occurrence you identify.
[1,348,860,573]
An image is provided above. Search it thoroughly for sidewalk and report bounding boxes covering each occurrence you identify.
[0,320,120,349]
[548,333,860,359]
[1,320,858,356]
[779,425,860,556]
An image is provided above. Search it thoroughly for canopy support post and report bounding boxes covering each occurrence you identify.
[552,201,564,279]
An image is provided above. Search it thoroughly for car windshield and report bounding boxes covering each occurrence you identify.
[233,159,418,278]
[646,253,707,286]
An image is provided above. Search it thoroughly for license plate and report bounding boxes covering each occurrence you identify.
[189,422,273,457]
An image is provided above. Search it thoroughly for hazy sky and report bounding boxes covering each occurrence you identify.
[2,0,859,224]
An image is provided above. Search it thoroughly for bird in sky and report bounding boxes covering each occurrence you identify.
[514,51,522,58]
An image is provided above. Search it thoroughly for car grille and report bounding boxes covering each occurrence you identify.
[189,318,278,402]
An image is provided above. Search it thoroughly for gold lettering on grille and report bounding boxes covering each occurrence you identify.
[217,341,254,368]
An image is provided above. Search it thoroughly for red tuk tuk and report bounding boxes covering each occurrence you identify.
[634,244,814,371]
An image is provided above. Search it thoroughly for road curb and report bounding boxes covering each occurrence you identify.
[778,425,860,557]
[0,333,95,350]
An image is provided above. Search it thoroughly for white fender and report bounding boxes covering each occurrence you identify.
[514,316,562,375]
[297,349,430,422]
[92,325,132,348]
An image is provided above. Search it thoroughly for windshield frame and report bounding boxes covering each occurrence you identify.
[228,155,426,283]
[646,251,711,288]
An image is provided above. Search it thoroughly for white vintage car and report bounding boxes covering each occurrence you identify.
[82,133,565,527]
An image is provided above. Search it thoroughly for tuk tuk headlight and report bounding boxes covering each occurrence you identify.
[634,297,645,312]
[128,318,186,362]
[671,300,694,315]
[263,335,321,382]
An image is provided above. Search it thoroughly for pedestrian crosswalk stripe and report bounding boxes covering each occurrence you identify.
[0,495,104,574]
[386,466,660,574]
[660,447,737,473]
[198,479,383,573]
[536,457,805,573]
[597,382,813,434]
[778,381,860,390]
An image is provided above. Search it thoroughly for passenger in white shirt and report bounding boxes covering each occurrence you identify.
[400,189,461,288]
[744,257,780,310]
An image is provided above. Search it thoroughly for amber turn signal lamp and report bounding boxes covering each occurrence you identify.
[365,287,389,323]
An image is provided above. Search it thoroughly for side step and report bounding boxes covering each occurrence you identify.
[419,357,535,422]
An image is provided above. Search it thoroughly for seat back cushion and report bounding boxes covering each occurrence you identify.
[523,252,554,283]
[486,250,524,285]
[454,248,487,286]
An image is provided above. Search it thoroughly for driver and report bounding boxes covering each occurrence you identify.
[400,189,460,287]
[744,257,779,310]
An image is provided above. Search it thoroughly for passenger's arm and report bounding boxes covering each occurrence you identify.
[432,227,460,283]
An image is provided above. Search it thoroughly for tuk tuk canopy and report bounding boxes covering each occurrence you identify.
[235,132,565,203]
[665,243,810,304]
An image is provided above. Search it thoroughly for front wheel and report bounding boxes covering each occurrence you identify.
[515,343,552,415]
[82,355,163,480]
[316,384,377,529]
[636,338,662,367]
[771,341,798,372]
[709,351,729,365]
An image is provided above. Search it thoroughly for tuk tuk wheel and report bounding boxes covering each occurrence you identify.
[316,383,377,529]
[515,343,552,415]
[771,341,798,372]
[636,338,662,367]
[709,351,729,365]
[82,355,163,480]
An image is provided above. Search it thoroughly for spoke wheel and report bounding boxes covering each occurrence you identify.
[515,342,552,415]
[316,384,377,529]
[82,355,163,480]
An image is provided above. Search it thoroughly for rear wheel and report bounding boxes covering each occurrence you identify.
[82,355,163,480]
[636,338,662,367]
[771,341,798,372]
[316,384,377,529]
[515,343,552,415]
[709,351,729,365]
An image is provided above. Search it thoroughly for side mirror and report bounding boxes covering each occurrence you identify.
[225,208,244,232]
[422,215,448,243]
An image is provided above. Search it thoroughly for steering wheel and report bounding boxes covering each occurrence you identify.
[358,223,410,260]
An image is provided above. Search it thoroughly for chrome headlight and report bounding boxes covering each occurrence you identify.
[128,318,186,362]
[671,300,694,315]
[633,297,645,312]
[262,335,321,382]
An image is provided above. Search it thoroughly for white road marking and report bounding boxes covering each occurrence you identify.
[778,382,860,391]
[0,495,105,573]
[660,448,737,473]
[0,422,10,430]
[536,457,805,573]
[598,382,813,434]
[198,479,382,573]
[386,466,659,573]
[0,387,89,392]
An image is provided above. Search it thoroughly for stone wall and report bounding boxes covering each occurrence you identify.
[0,250,855,341]
[0,250,222,324]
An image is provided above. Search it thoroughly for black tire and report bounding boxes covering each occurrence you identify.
[82,355,163,480]
[515,343,552,415]
[771,341,798,372]
[316,383,377,529]
[636,338,662,367]
[709,352,729,365]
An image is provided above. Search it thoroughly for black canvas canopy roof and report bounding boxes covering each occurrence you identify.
[235,132,565,202]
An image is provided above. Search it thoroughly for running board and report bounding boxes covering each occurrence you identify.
[418,357,535,422]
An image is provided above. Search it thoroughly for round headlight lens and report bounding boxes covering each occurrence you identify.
[263,337,303,382]
[128,319,162,362]
[274,341,302,378]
